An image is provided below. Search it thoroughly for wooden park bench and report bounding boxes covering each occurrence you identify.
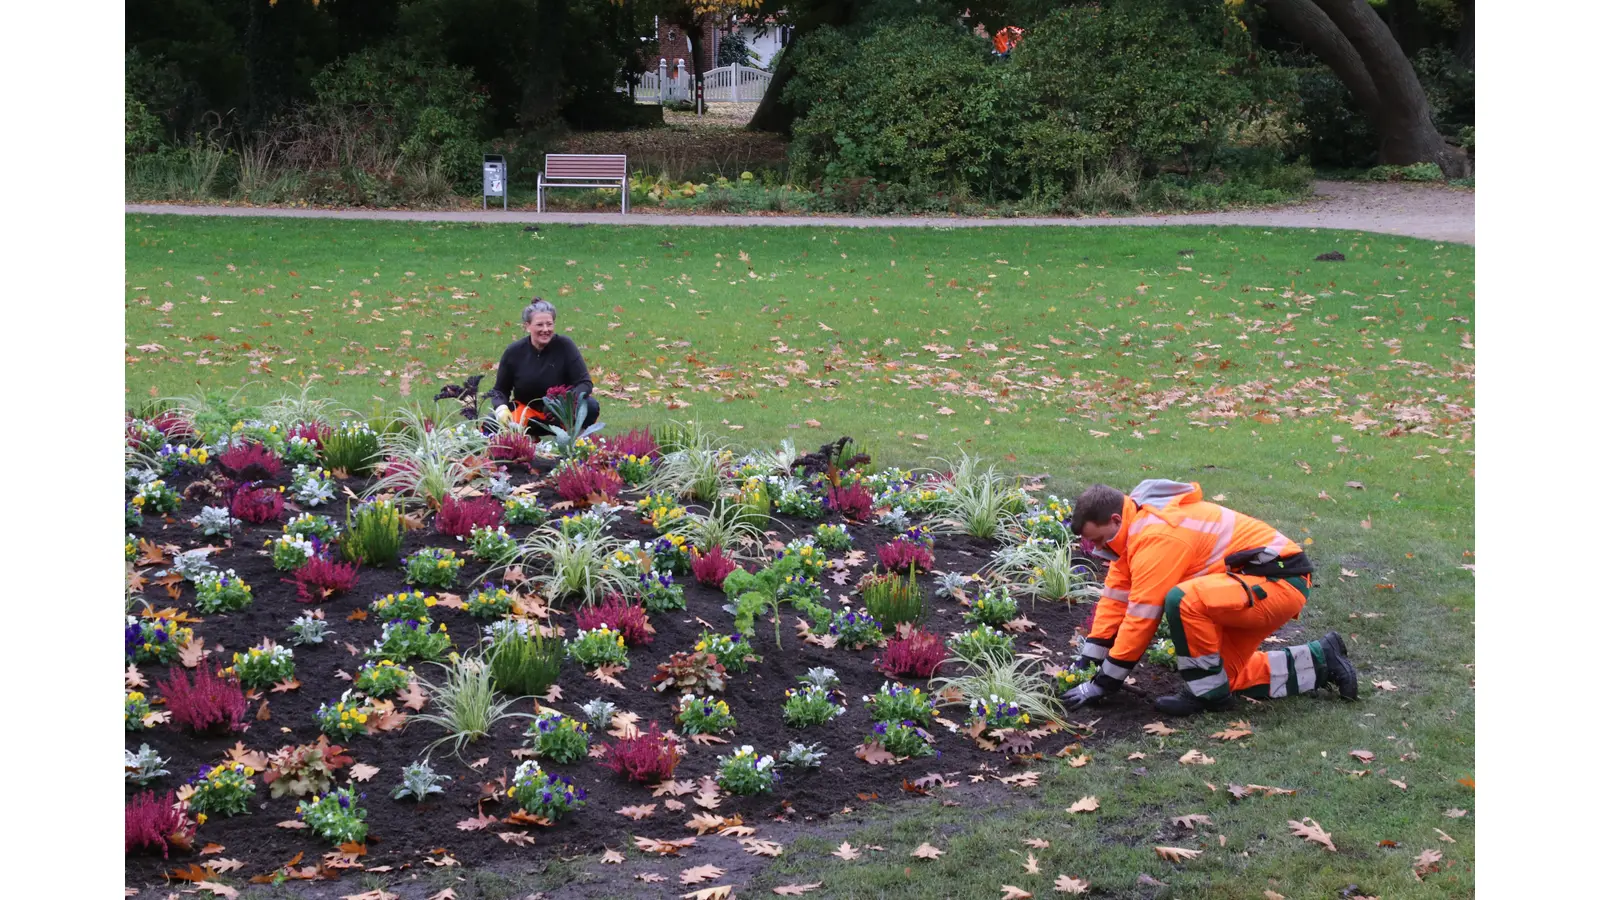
[537,154,630,213]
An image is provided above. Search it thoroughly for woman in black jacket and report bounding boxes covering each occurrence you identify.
[484,299,599,431]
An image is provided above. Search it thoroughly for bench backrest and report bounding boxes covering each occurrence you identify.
[545,154,627,179]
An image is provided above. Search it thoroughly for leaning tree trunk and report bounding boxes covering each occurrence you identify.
[1262,0,1467,176]
[747,0,862,136]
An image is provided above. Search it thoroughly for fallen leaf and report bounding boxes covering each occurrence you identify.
[126,664,148,689]
[773,883,823,896]
[680,887,734,900]
[1210,727,1252,741]
[686,812,728,835]
[1143,721,1177,736]
[1350,749,1375,763]
[1171,814,1213,829]
[1053,874,1090,894]
[1371,680,1399,692]
[719,824,757,838]
[741,838,782,857]
[600,848,624,863]
[276,820,309,829]
[652,779,695,797]
[1021,853,1041,874]
[1444,808,1468,818]
[637,872,667,883]
[1179,749,1216,766]
[194,883,239,899]
[1067,796,1099,814]
[1390,779,1408,790]
[912,842,944,860]
[635,836,696,855]
[1067,753,1091,768]
[1000,887,1033,900]
[498,832,535,847]
[1288,818,1337,852]
[203,858,244,874]
[398,681,428,710]
[589,664,626,690]
[679,864,725,885]
[1434,828,1455,843]
[1154,846,1202,862]
[1023,838,1050,850]
[689,733,729,746]
[855,742,898,765]
[425,890,458,900]
[617,804,657,821]
[832,842,862,860]
[456,813,498,832]
[199,843,226,856]
[1264,891,1286,900]
[178,638,208,668]
[1413,847,1444,879]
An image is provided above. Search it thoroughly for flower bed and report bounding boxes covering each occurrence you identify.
[124,421,1168,885]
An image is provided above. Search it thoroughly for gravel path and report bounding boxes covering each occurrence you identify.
[126,179,1473,244]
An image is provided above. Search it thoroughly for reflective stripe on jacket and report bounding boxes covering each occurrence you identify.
[1095,481,1302,670]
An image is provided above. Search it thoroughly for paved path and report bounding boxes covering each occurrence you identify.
[127,179,1474,245]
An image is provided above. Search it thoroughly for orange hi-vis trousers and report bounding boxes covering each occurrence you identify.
[1164,571,1327,701]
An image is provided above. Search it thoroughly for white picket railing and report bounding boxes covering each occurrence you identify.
[701,63,772,103]
[619,61,772,105]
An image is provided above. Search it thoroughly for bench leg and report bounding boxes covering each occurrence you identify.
[536,176,543,214]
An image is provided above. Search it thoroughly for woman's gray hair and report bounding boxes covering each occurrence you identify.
[521,299,556,324]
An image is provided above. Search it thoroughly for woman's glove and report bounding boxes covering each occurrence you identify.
[495,405,512,424]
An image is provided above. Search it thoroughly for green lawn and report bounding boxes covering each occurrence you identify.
[125,216,1475,898]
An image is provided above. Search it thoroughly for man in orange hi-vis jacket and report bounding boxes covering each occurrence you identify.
[1061,480,1359,716]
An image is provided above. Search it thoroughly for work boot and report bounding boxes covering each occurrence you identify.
[1153,690,1235,718]
[1319,631,1360,700]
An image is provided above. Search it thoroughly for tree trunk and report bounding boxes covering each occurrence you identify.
[1261,0,1467,176]
[747,0,861,136]
[519,0,569,128]
[1456,0,1474,66]
[1383,0,1420,57]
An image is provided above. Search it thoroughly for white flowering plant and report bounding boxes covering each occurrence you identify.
[715,746,779,795]
[268,534,318,571]
[189,506,239,538]
[224,643,296,690]
[290,465,337,507]
[193,569,253,613]
[469,525,518,565]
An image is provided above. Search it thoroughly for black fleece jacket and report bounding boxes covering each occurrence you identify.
[484,335,593,410]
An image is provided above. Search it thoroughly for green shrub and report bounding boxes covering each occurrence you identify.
[1363,162,1446,182]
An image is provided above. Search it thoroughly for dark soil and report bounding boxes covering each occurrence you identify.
[124,458,1185,889]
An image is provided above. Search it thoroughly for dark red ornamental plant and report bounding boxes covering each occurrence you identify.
[554,461,623,505]
[159,666,249,735]
[149,410,196,442]
[575,593,654,646]
[597,721,682,783]
[488,431,538,467]
[876,538,934,574]
[605,427,659,460]
[216,441,283,480]
[876,626,949,678]
[287,421,330,446]
[289,556,360,602]
[230,483,284,524]
[124,790,193,857]
[691,545,741,589]
[435,494,504,537]
[825,482,876,521]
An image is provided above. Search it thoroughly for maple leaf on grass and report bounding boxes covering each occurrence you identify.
[1171,814,1212,829]
[1349,749,1375,763]
[1067,796,1099,814]
[1000,887,1034,900]
[1287,818,1337,852]
[1021,852,1041,874]
[1155,846,1203,862]
[773,883,823,896]
[194,882,239,899]
[681,887,734,900]
[1053,874,1090,894]
[1210,726,1252,741]
[911,842,944,860]
[1413,848,1444,879]
[1178,749,1216,765]
[832,842,862,860]
[600,848,625,863]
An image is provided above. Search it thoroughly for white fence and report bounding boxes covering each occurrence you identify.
[622,61,772,105]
